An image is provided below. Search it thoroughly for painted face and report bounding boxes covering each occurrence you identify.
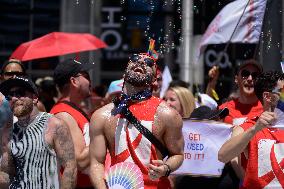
[124,54,155,87]
[2,63,25,80]
[235,65,260,97]
[74,71,92,98]
[8,87,34,118]
[164,89,183,116]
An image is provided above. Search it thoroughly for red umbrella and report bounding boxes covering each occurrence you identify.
[10,32,107,61]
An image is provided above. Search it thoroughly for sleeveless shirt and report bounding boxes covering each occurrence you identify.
[112,96,171,189]
[10,112,59,189]
[219,99,263,126]
[241,119,284,189]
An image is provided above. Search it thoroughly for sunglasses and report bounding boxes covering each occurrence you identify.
[75,72,90,81]
[240,69,259,80]
[3,71,25,77]
[129,54,155,67]
[6,89,27,100]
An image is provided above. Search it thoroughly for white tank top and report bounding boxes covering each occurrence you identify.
[10,112,59,189]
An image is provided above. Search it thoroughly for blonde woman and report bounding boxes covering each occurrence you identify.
[164,86,196,118]
[163,86,195,188]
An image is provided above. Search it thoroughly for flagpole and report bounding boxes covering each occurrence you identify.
[181,0,193,90]
[223,0,251,54]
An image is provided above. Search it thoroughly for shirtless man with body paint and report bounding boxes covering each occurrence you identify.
[89,52,184,189]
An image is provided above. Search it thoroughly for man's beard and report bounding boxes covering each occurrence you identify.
[13,100,33,118]
[124,69,153,87]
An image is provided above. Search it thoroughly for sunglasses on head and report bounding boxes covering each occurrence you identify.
[3,71,25,77]
[240,69,259,80]
[6,89,27,100]
[129,54,155,67]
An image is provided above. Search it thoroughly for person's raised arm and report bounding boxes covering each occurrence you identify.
[218,111,276,163]
[218,125,249,163]
[89,107,108,189]
[52,117,77,189]
[206,66,219,98]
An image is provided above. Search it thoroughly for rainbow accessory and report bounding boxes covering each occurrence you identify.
[271,87,284,129]
[147,39,159,61]
[105,162,144,189]
[280,87,284,101]
[276,87,284,112]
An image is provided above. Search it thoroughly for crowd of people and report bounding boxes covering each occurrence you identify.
[0,46,284,189]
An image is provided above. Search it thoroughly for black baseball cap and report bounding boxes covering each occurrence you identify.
[54,58,94,87]
[0,77,38,96]
[236,59,263,75]
[189,106,229,120]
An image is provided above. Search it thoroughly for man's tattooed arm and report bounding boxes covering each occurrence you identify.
[0,123,15,188]
[52,118,77,189]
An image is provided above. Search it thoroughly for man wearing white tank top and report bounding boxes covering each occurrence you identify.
[0,77,77,189]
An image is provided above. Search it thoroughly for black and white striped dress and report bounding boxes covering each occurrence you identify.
[10,112,59,189]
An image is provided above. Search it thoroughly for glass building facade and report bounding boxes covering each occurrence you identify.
[0,0,270,101]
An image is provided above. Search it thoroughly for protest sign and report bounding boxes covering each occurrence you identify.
[172,120,232,177]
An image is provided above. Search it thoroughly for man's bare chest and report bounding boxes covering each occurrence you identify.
[104,116,165,150]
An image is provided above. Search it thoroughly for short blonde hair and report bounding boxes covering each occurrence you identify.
[169,86,196,118]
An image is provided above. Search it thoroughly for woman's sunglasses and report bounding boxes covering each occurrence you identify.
[240,69,259,80]
[129,54,155,67]
[3,71,25,77]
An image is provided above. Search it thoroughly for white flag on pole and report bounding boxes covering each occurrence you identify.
[198,0,267,57]
[160,65,172,98]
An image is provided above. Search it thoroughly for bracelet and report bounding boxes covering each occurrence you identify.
[164,163,171,177]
